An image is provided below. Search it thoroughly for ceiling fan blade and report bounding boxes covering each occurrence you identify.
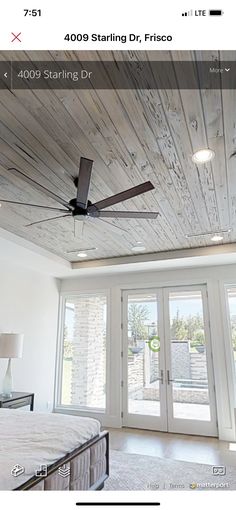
[87,181,154,212]
[76,157,93,209]
[8,168,72,209]
[25,214,71,227]
[94,210,160,219]
[0,199,70,212]
[74,217,85,237]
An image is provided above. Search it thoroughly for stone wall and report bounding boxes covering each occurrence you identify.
[69,318,208,407]
[71,296,106,408]
[128,352,144,397]
[128,341,209,405]
[190,352,208,381]
[128,343,207,387]
[141,386,209,404]
[172,341,191,379]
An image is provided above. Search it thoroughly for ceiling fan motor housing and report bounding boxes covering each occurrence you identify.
[69,198,95,216]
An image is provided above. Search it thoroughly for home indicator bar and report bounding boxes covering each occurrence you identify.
[75,504,161,507]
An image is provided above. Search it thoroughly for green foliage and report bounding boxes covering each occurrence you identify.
[193,329,205,343]
[63,325,73,359]
[231,325,236,350]
[128,302,206,350]
[229,314,236,350]
[170,309,205,346]
[63,340,73,359]
[170,309,188,340]
[128,303,150,346]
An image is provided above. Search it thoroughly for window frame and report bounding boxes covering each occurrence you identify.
[54,289,111,415]
[224,284,236,407]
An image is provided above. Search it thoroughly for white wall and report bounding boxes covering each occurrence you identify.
[59,263,236,440]
[0,260,60,411]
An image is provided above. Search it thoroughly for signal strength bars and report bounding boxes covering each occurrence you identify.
[182,10,193,16]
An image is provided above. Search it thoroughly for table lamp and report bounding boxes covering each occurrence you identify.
[0,333,24,397]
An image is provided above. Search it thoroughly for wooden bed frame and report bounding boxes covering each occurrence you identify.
[14,431,109,491]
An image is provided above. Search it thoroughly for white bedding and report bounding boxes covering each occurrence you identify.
[0,409,100,490]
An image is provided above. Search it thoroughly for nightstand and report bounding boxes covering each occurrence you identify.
[0,392,34,411]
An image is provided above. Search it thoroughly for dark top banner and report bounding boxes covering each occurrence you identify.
[0,61,235,89]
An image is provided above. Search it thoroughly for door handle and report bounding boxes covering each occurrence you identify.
[167,370,174,385]
[160,369,164,385]
[157,369,164,384]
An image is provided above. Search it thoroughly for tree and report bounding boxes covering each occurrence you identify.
[231,328,236,350]
[186,313,203,339]
[192,328,205,343]
[170,309,188,340]
[128,303,150,346]
[63,325,73,359]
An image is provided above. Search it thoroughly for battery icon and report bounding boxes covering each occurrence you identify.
[209,10,223,15]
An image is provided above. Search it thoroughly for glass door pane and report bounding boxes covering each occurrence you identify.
[122,286,217,436]
[126,292,161,417]
[226,286,236,392]
[167,288,215,426]
[123,289,167,431]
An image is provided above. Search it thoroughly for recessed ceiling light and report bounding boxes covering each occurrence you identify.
[192,148,215,164]
[211,233,223,242]
[77,252,88,258]
[131,245,146,252]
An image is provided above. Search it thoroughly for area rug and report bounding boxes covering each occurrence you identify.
[104,450,236,490]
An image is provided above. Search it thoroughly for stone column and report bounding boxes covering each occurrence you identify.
[71,295,106,408]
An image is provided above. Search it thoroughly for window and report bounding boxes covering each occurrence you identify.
[226,286,236,391]
[58,293,107,410]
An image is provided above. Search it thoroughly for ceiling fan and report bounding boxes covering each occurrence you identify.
[0,158,160,228]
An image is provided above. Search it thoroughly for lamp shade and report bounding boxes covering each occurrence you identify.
[0,334,24,358]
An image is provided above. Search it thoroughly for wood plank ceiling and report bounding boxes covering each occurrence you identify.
[0,50,235,262]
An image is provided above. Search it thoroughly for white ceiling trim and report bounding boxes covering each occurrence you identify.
[72,243,236,268]
[70,243,236,276]
[1,225,236,278]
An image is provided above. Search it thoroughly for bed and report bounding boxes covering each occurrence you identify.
[0,409,109,491]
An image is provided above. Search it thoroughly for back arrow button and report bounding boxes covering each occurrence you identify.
[0,65,11,89]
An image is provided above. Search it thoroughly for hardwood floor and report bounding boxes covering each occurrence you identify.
[107,427,236,467]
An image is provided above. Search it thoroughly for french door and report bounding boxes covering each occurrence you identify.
[122,285,218,437]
